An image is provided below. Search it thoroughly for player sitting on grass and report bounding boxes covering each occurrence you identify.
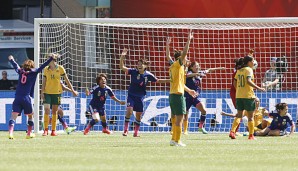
[184,61,226,135]
[221,100,271,136]
[83,73,125,135]
[8,54,55,139]
[255,103,295,136]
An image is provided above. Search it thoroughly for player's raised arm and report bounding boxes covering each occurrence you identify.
[180,30,193,61]
[120,48,129,73]
[166,37,174,65]
[8,55,21,73]
[36,53,56,73]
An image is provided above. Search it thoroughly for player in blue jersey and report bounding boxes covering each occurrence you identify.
[184,61,226,134]
[7,54,56,139]
[255,103,295,136]
[83,73,125,135]
[120,48,170,137]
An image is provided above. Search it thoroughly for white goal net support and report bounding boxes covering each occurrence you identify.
[34,18,298,134]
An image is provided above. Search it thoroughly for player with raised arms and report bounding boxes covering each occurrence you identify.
[8,54,56,139]
[83,73,125,135]
[120,48,170,137]
[41,53,78,136]
[168,31,197,146]
[184,61,226,134]
[229,55,265,140]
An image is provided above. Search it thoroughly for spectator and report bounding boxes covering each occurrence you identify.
[0,71,14,90]
[262,57,283,90]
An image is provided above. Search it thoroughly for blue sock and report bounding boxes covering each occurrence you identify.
[200,114,206,123]
[90,119,97,127]
[58,115,65,125]
[101,121,107,129]
[28,120,34,126]
[9,120,15,126]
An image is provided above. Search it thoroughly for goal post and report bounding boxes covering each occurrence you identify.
[34,18,298,134]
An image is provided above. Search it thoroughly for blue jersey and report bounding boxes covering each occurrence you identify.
[127,68,158,97]
[269,112,294,131]
[89,85,115,109]
[184,70,208,98]
[10,57,53,98]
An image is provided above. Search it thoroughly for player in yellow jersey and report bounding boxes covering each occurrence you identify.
[229,55,265,140]
[41,53,78,136]
[168,31,197,147]
[221,101,271,135]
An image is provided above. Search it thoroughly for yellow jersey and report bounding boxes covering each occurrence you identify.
[170,59,185,94]
[234,67,255,98]
[253,109,263,126]
[43,65,66,94]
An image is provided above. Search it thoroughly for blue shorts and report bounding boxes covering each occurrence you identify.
[186,97,201,111]
[89,105,105,116]
[127,94,144,112]
[12,95,33,115]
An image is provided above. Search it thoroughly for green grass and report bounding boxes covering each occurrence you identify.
[0,131,298,171]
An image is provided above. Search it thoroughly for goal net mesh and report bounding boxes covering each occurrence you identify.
[35,19,298,133]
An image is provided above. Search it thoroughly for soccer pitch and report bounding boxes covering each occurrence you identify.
[0,132,298,171]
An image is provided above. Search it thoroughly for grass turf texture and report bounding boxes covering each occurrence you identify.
[0,131,298,171]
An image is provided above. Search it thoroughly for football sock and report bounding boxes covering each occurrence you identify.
[248,121,255,135]
[44,114,49,130]
[27,120,34,135]
[134,119,141,135]
[101,121,107,129]
[231,117,241,133]
[8,119,15,134]
[175,126,182,143]
[58,115,67,129]
[124,117,130,131]
[51,114,58,131]
[199,114,206,128]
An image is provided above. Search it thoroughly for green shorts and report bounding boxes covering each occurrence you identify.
[236,98,255,111]
[169,94,186,115]
[44,93,61,105]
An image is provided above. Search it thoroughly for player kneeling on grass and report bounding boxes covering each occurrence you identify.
[255,103,295,136]
[84,73,125,135]
[8,54,56,139]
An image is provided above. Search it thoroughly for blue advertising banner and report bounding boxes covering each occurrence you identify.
[0,90,297,132]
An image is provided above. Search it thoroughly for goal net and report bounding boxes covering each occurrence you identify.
[34,18,298,134]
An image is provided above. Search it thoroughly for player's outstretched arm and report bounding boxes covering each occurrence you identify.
[180,30,193,61]
[111,96,126,105]
[220,111,236,118]
[157,79,170,83]
[247,77,266,92]
[64,74,78,96]
[85,88,90,96]
[184,85,198,98]
[61,82,72,92]
[120,48,129,73]
[207,67,226,73]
